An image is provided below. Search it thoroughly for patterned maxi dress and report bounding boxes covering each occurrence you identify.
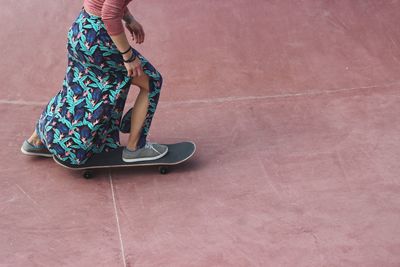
[36,7,163,165]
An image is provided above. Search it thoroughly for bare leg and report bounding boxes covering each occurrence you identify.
[127,74,150,150]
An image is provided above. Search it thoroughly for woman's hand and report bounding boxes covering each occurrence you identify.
[124,19,145,44]
[123,50,143,78]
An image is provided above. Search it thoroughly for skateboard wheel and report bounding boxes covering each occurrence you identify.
[83,171,93,179]
[159,166,168,175]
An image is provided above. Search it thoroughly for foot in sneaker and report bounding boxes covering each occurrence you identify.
[122,142,168,163]
[21,140,52,157]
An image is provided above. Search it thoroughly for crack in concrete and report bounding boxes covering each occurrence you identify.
[109,171,127,267]
[0,82,399,107]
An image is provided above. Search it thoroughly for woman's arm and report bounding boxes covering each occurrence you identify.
[101,0,130,52]
[101,0,143,77]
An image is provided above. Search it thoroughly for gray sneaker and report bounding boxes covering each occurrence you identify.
[21,140,52,157]
[122,142,168,163]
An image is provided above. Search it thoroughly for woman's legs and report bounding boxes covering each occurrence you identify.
[27,71,157,151]
[125,62,163,151]
[127,74,150,150]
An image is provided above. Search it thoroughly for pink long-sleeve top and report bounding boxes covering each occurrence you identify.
[83,0,132,35]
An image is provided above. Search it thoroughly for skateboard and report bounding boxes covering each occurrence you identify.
[53,141,196,178]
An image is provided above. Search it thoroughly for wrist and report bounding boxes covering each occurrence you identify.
[123,14,134,25]
[122,48,137,63]
[121,46,132,59]
[123,49,134,60]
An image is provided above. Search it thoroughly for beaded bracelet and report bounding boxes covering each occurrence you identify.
[123,48,137,63]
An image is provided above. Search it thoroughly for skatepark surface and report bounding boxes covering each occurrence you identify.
[1,1,400,266]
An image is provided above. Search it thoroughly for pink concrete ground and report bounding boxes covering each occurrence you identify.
[1,0,400,266]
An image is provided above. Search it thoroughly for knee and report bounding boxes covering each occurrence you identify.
[134,70,162,92]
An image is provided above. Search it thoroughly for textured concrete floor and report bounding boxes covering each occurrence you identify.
[1,0,400,266]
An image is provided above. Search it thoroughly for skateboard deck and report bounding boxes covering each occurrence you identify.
[53,141,196,178]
